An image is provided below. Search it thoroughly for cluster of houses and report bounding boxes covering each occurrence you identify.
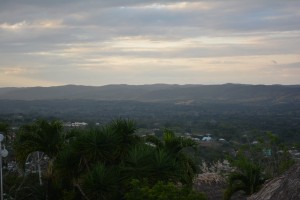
[183,132,226,143]
[64,122,88,127]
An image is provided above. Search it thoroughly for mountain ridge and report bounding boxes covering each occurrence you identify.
[0,84,299,104]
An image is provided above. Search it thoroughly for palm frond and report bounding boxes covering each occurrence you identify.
[79,163,120,200]
[121,144,155,181]
[71,128,120,166]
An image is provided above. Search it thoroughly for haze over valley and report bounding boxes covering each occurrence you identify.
[1,84,299,145]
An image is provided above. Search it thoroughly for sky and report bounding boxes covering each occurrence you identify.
[0,0,300,87]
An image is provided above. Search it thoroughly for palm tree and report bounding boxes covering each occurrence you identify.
[53,119,140,200]
[14,119,199,200]
[145,129,199,185]
[13,119,65,199]
[121,143,179,185]
[14,119,64,167]
[79,163,120,200]
[108,119,140,160]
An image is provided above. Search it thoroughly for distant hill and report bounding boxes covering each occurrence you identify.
[0,84,299,104]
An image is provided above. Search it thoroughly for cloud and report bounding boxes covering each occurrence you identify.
[0,67,27,75]
[0,0,300,86]
[278,62,300,69]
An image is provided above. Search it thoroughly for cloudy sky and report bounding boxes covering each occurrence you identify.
[0,0,299,87]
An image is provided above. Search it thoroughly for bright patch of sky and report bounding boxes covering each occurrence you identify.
[0,0,299,87]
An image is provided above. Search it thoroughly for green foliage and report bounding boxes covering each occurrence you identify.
[224,155,265,200]
[52,119,140,199]
[224,132,295,199]
[0,122,9,133]
[13,119,64,168]
[109,119,140,158]
[121,144,176,183]
[4,173,46,200]
[0,122,10,145]
[145,129,199,185]
[11,120,65,199]
[72,127,121,165]
[246,132,295,178]
[125,179,206,200]
[59,121,193,199]
[80,163,120,200]
[11,119,200,200]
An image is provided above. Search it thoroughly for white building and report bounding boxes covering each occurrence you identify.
[202,136,212,141]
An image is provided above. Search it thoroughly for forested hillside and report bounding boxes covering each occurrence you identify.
[0,84,299,103]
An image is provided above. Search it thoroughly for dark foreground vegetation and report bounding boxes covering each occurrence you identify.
[3,119,206,200]
[0,118,298,200]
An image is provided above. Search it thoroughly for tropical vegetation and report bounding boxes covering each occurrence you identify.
[9,119,204,200]
[223,132,295,199]
[0,118,296,200]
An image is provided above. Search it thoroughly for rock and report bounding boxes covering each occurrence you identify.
[248,163,300,200]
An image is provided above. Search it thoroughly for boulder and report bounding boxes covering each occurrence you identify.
[248,163,300,200]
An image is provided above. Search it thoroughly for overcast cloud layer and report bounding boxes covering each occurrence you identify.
[0,0,299,87]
